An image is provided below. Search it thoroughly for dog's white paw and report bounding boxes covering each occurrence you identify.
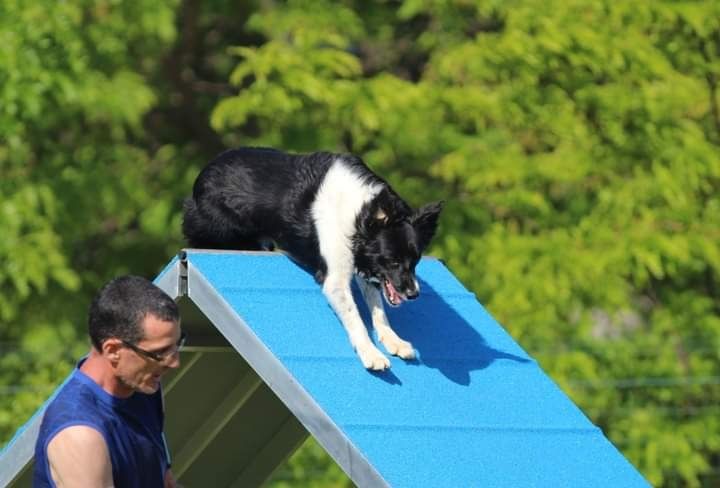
[356,344,391,370]
[381,336,416,360]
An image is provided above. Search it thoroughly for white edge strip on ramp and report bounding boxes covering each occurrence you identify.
[185,259,389,488]
[0,410,42,486]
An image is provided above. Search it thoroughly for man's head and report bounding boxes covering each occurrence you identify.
[88,275,182,396]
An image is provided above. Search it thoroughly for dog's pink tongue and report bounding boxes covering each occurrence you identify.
[386,280,402,304]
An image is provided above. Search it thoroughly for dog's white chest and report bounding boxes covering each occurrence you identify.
[311,161,380,241]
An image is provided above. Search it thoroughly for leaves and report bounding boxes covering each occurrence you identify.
[1,1,719,486]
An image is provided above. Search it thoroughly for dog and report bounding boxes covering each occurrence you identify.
[182,147,443,370]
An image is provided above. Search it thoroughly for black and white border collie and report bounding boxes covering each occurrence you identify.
[183,147,443,370]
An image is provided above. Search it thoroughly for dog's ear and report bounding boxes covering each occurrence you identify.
[380,189,412,222]
[362,205,389,234]
[364,189,410,231]
[374,208,389,225]
[411,201,444,252]
[357,198,389,237]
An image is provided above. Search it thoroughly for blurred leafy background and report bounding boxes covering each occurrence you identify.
[1,0,719,486]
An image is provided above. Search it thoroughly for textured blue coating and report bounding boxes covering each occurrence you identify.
[186,251,649,487]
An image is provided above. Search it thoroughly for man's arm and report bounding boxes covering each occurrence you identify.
[164,468,178,488]
[47,425,114,488]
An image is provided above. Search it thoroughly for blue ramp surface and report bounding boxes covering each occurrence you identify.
[182,250,648,487]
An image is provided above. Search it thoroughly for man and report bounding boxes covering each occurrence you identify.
[34,275,184,487]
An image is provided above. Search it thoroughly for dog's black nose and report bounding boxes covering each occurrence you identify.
[406,289,419,300]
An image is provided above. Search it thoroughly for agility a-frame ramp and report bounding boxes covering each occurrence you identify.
[1,250,648,487]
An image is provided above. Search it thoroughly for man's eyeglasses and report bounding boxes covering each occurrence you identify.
[121,331,187,363]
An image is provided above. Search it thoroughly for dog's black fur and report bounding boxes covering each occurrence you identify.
[183,147,443,369]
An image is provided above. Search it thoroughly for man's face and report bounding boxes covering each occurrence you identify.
[115,314,182,396]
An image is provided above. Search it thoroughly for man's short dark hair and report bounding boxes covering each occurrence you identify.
[88,275,180,351]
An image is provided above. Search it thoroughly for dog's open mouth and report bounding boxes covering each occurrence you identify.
[382,279,404,307]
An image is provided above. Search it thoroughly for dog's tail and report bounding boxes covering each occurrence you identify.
[182,197,205,247]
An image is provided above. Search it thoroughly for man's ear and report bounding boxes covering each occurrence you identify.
[411,201,444,252]
[102,339,123,364]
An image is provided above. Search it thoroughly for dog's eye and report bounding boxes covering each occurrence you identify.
[389,261,401,269]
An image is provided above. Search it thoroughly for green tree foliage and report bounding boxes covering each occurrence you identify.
[1,1,719,486]
[0,0,185,441]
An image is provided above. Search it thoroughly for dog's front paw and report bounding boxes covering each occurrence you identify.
[356,344,391,371]
[380,335,416,360]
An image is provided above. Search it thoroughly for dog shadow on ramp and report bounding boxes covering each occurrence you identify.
[353,278,531,386]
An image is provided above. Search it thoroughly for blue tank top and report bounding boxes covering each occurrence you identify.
[33,359,171,487]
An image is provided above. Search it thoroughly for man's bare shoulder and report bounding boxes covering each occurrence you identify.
[48,425,113,487]
[50,425,105,446]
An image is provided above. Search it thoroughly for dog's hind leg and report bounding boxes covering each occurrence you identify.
[356,277,416,360]
[183,197,266,250]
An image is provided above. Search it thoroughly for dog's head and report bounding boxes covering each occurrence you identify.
[355,191,443,307]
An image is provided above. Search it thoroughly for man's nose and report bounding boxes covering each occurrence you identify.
[166,351,181,369]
